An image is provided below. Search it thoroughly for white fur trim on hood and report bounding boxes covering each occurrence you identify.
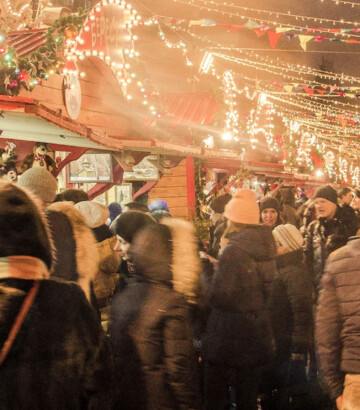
[161,218,201,304]
[47,201,99,301]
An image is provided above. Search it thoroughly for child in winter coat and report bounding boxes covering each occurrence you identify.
[270,224,313,405]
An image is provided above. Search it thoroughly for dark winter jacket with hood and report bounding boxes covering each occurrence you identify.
[46,201,100,303]
[0,182,113,410]
[111,218,202,410]
[316,236,360,400]
[270,249,313,362]
[304,205,358,293]
[202,224,276,368]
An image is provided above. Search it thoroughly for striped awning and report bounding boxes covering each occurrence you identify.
[7,29,47,57]
[161,92,218,125]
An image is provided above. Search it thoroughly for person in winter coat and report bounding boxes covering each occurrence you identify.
[207,193,232,259]
[113,211,156,290]
[278,187,300,228]
[0,182,113,410]
[260,196,283,229]
[304,185,359,296]
[353,189,360,223]
[18,167,100,306]
[202,189,276,410]
[75,201,121,329]
[316,235,360,410]
[107,202,122,226]
[270,224,313,394]
[111,218,202,410]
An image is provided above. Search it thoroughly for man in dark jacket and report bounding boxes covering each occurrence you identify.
[316,235,360,410]
[304,185,358,295]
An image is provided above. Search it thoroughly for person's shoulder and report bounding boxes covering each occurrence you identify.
[41,279,89,304]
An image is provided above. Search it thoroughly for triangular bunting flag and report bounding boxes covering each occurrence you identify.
[299,35,314,51]
[276,27,293,33]
[268,31,282,49]
[219,24,244,32]
[253,29,267,37]
[314,36,328,42]
[284,85,294,93]
[245,20,260,29]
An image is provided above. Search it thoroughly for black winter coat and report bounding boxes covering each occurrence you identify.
[111,282,200,410]
[316,236,360,400]
[304,206,358,293]
[270,250,313,362]
[202,225,276,368]
[0,279,113,410]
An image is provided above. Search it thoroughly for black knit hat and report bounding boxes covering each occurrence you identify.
[0,182,52,268]
[114,211,155,243]
[209,193,232,214]
[259,196,281,213]
[313,185,338,205]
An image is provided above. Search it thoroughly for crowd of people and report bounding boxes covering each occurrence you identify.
[1,166,360,410]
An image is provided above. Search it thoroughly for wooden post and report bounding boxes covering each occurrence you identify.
[186,157,196,218]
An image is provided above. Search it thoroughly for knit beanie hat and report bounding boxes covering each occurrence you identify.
[108,202,122,222]
[273,224,304,252]
[148,200,169,213]
[75,201,109,228]
[209,193,232,214]
[259,196,281,213]
[0,181,52,269]
[114,211,155,243]
[18,167,57,203]
[224,189,260,224]
[313,185,338,205]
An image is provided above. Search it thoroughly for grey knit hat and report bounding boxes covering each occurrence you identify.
[18,167,57,203]
[273,224,304,252]
[75,201,109,228]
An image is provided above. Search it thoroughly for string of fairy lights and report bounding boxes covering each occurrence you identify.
[182,0,360,26]
[171,0,360,39]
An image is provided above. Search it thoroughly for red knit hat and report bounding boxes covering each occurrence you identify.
[224,189,260,224]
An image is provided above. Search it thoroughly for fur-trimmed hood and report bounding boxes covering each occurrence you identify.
[131,218,201,304]
[46,202,99,301]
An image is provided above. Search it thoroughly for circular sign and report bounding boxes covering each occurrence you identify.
[64,75,82,120]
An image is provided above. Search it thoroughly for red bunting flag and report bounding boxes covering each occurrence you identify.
[268,31,282,49]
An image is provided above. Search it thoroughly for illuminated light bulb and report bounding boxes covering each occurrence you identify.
[126,95,132,100]
[90,15,95,21]
[79,72,86,78]
[143,100,148,105]
[222,132,233,141]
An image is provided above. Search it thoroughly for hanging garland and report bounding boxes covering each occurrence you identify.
[0,9,88,96]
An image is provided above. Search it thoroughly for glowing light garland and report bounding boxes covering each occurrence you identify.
[187,0,360,26]
[171,0,360,39]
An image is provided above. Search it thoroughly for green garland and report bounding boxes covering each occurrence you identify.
[0,9,88,96]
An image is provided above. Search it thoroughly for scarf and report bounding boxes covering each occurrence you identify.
[0,256,49,281]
